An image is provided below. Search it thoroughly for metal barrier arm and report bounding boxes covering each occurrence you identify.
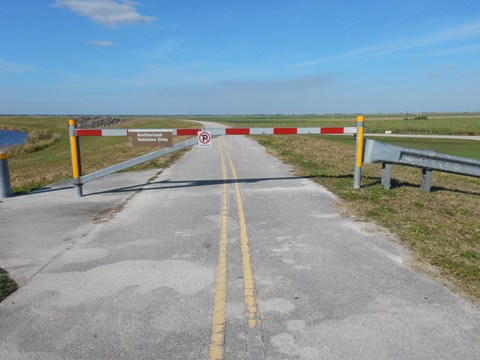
[76,127,358,137]
[68,122,362,197]
[80,136,200,184]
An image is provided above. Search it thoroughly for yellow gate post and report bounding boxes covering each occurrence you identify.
[353,115,365,189]
[68,119,83,197]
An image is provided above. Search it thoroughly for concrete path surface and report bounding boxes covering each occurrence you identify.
[0,133,479,360]
[0,170,159,285]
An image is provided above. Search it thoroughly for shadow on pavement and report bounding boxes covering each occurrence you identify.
[84,176,313,196]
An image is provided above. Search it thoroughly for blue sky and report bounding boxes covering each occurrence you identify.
[1,0,479,115]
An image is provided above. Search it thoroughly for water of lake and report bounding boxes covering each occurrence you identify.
[0,130,28,149]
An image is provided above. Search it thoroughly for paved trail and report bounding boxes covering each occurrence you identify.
[1,131,479,359]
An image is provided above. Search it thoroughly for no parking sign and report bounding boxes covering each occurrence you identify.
[198,131,212,148]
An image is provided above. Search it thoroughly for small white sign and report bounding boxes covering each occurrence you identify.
[198,131,212,148]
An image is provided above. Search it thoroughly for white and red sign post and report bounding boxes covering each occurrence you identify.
[197,131,212,148]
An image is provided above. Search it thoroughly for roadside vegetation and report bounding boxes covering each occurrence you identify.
[0,113,478,304]
[0,268,17,303]
[1,128,61,156]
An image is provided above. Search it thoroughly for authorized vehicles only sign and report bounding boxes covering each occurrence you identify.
[127,129,173,148]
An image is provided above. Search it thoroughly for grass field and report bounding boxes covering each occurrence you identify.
[0,113,479,303]
[322,135,480,159]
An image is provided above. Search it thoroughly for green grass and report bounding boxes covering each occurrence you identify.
[0,268,18,303]
[322,135,480,159]
[368,137,480,159]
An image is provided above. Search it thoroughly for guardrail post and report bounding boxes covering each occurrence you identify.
[68,119,83,197]
[0,152,12,198]
[421,169,433,192]
[353,115,365,189]
[381,162,392,190]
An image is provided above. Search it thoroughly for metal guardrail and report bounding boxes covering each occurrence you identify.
[363,139,480,192]
[79,137,200,185]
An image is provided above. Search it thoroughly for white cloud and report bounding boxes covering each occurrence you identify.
[89,40,115,47]
[54,0,155,27]
[0,59,31,73]
[424,44,480,57]
[293,20,480,67]
[427,72,442,79]
[142,39,184,61]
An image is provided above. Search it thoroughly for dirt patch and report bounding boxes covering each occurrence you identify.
[92,204,126,224]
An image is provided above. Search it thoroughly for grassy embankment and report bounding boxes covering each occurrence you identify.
[198,113,480,303]
[0,116,200,301]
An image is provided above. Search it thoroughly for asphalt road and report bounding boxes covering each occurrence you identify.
[1,130,479,359]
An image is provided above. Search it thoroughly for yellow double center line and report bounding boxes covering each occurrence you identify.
[209,137,259,360]
[209,138,230,360]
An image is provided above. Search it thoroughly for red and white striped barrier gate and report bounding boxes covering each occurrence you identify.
[68,119,365,197]
[75,127,357,137]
